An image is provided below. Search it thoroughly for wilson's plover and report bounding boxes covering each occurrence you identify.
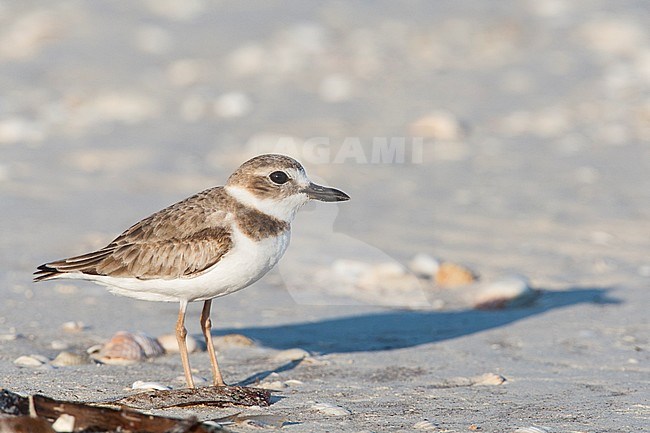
[34,154,350,388]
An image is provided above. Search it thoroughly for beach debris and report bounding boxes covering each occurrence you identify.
[473,276,538,309]
[257,380,287,391]
[272,348,310,363]
[435,262,477,287]
[131,381,172,391]
[214,333,256,347]
[61,321,86,333]
[209,413,287,429]
[92,331,164,365]
[434,372,507,388]
[409,253,440,279]
[50,351,89,367]
[513,427,552,433]
[13,354,47,367]
[0,416,54,432]
[115,386,271,410]
[311,402,351,416]
[51,413,75,432]
[413,419,440,430]
[156,332,200,353]
[0,388,215,432]
[50,340,69,350]
[331,259,373,282]
[0,332,18,342]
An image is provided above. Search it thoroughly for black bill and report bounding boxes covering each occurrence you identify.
[303,182,350,202]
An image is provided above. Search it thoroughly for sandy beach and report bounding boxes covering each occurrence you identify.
[1,1,648,431]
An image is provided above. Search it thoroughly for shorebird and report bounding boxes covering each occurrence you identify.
[34,154,350,388]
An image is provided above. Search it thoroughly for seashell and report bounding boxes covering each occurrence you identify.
[331,259,372,282]
[61,321,86,333]
[130,332,164,358]
[131,380,172,391]
[215,333,255,347]
[51,351,89,367]
[272,348,310,363]
[50,340,70,350]
[435,262,477,287]
[409,254,440,278]
[157,333,199,354]
[513,427,551,433]
[311,402,351,416]
[473,276,538,310]
[257,381,287,391]
[95,336,145,364]
[413,419,439,430]
[51,414,75,432]
[93,331,164,365]
[86,344,103,354]
[284,379,304,386]
[14,355,46,367]
[472,372,506,386]
[0,332,18,341]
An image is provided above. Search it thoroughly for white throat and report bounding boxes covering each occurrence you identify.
[225,185,307,222]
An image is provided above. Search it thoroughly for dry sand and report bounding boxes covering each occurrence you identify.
[0,1,648,432]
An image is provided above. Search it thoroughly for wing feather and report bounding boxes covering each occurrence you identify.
[34,188,234,281]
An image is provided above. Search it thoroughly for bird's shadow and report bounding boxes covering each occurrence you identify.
[217,287,618,354]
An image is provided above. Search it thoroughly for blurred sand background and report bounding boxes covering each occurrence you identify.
[0,1,649,432]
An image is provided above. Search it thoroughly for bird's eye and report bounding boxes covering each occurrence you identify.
[269,171,289,184]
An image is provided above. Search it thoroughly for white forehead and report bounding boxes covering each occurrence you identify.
[286,167,310,186]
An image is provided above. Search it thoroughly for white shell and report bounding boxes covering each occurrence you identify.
[311,402,351,417]
[514,427,551,433]
[61,321,86,332]
[408,254,440,278]
[413,420,439,430]
[52,414,76,432]
[14,355,46,367]
[472,372,506,386]
[272,348,310,362]
[257,381,287,391]
[131,380,172,391]
[473,276,536,309]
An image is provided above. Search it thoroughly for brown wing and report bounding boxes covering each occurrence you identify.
[34,188,233,281]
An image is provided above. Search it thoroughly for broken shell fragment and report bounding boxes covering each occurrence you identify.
[413,419,439,430]
[473,276,538,310]
[131,380,172,391]
[311,402,351,416]
[409,253,440,279]
[14,355,47,367]
[51,351,89,367]
[61,321,86,333]
[435,262,477,287]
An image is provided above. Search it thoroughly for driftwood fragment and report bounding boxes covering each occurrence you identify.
[0,389,221,432]
[114,386,271,410]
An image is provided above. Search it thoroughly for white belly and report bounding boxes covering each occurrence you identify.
[70,228,291,302]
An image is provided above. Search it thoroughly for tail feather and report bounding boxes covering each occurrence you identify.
[33,264,63,282]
